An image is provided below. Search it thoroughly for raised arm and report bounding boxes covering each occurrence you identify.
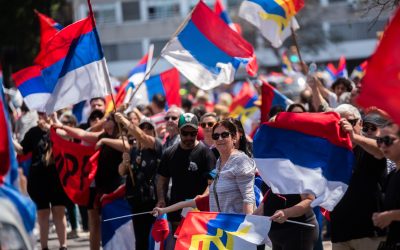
[53,124,102,144]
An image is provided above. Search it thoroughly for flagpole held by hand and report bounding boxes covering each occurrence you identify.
[103,211,153,222]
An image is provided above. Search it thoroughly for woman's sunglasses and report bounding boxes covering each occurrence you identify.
[362,124,377,133]
[376,136,397,147]
[347,119,359,127]
[212,131,231,140]
[200,122,215,128]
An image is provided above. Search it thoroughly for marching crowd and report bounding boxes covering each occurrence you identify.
[5,72,400,250]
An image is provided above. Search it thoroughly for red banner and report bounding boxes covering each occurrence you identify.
[50,129,98,205]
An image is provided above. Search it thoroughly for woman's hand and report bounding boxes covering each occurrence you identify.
[270,209,289,224]
[372,211,393,229]
[152,207,166,217]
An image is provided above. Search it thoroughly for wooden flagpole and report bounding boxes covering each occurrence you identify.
[290,24,308,75]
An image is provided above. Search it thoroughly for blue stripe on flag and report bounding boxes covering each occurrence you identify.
[272,89,289,108]
[145,74,166,102]
[18,76,50,96]
[128,63,147,78]
[254,125,353,183]
[41,29,104,92]
[178,21,241,75]
[248,0,287,18]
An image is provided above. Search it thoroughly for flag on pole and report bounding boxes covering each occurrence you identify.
[34,10,63,54]
[175,211,270,250]
[149,214,170,250]
[357,7,400,125]
[35,16,109,114]
[260,81,293,122]
[229,81,260,135]
[239,0,304,47]
[350,60,368,80]
[162,1,257,90]
[214,0,240,33]
[253,112,354,211]
[0,86,36,233]
[101,185,135,250]
[325,56,348,82]
[12,65,49,111]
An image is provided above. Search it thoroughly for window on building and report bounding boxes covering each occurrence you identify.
[122,1,140,21]
[103,42,143,61]
[117,42,143,60]
[147,0,180,20]
[329,20,386,42]
[150,39,170,57]
[90,4,117,24]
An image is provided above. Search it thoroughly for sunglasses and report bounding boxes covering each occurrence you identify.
[61,120,72,125]
[165,116,178,121]
[140,124,154,130]
[180,130,197,137]
[200,122,215,128]
[376,136,397,147]
[347,119,359,127]
[212,131,231,140]
[362,124,377,133]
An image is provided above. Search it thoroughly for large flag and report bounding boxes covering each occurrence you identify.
[0,86,36,233]
[34,10,63,56]
[175,211,270,250]
[162,1,257,90]
[260,81,293,122]
[101,185,135,250]
[35,16,109,113]
[230,81,260,135]
[50,129,98,205]
[239,0,304,47]
[357,8,400,125]
[12,65,49,111]
[253,112,354,211]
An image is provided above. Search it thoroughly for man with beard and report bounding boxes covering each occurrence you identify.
[156,113,216,232]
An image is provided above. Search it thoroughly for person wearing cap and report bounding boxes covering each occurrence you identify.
[156,113,216,234]
[330,105,387,250]
[114,113,162,250]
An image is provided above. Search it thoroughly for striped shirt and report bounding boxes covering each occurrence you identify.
[209,151,256,213]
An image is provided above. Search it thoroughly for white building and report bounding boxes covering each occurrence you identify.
[70,0,391,78]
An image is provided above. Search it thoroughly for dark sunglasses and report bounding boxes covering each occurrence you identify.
[200,122,215,128]
[362,124,377,133]
[212,131,231,140]
[139,124,154,130]
[376,136,397,147]
[180,130,197,137]
[347,119,359,127]
[165,116,178,121]
[61,120,72,125]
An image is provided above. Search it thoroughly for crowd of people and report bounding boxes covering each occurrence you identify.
[5,70,400,250]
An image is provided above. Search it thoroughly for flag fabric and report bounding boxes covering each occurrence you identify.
[50,129,98,205]
[281,51,294,75]
[34,10,63,54]
[230,81,260,135]
[175,211,270,250]
[214,0,240,33]
[149,214,170,250]
[260,81,293,123]
[253,112,354,211]
[325,56,348,82]
[12,65,49,112]
[357,7,400,125]
[239,0,304,48]
[350,60,368,80]
[35,16,109,114]
[101,185,135,250]
[17,152,32,177]
[162,1,257,90]
[0,86,36,233]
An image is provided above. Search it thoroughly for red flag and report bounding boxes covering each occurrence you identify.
[35,10,62,51]
[50,129,98,205]
[357,7,400,125]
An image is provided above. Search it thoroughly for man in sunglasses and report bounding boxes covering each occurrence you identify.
[372,122,400,249]
[156,113,216,243]
[162,106,183,152]
[330,104,387,250]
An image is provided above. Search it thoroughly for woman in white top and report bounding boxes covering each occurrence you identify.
[209,119,256,214]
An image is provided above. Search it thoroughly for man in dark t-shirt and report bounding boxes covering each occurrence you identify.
[156,113,216,223]
[331,105,387,250]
